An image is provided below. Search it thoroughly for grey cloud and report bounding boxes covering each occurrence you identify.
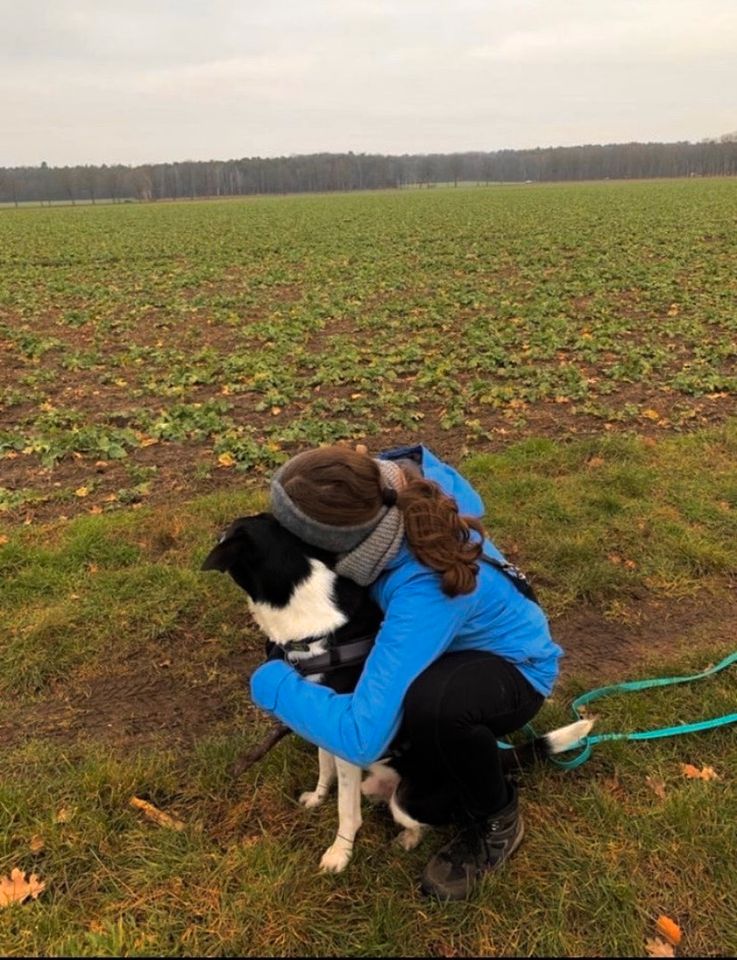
[2,0,736,166]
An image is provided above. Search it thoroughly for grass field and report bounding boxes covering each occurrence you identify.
[1,181,737,957]
[2,180,736,521]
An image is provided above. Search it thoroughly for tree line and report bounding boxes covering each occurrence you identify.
[2,137,737,205]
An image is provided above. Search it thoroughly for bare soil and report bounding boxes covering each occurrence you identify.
[2,587,734,755]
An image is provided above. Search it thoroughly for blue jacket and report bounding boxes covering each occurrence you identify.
[250,446,562,766]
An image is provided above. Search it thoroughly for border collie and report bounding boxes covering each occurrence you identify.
[202,512,591,873]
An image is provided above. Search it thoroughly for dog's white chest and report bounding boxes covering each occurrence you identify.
[247,558,347,644]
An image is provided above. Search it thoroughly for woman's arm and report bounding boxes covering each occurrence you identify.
[250,569,476,766]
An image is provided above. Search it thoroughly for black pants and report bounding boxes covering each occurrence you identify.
[390,651,544,826]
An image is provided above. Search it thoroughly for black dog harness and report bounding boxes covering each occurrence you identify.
[290,635,377,677]
[268,635,377,677]
[480,554,540,605]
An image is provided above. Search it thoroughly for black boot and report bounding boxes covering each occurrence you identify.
[420,784,524,901]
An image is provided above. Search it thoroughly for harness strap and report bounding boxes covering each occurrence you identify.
[290,635,376,677]
[479,553,540,605]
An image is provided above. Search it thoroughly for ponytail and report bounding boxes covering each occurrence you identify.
[397,476,483,597]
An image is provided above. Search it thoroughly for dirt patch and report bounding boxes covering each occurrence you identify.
[2,587,735,756]
[0,641,262,753]
[553,586,737,682]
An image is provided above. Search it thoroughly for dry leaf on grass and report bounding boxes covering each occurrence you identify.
[656,915,683,946]
[680,763,719,781]
[129,796,184,831]
[645,937,675,957]
[28,835,45,854]
[645,776,667,800]
[0,868,46,908]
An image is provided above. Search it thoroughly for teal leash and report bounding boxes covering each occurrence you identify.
[498,649,737,770]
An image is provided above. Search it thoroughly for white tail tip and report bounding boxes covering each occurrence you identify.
[546,718,594,755]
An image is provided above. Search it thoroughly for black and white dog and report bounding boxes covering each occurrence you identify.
[202,513,591,873]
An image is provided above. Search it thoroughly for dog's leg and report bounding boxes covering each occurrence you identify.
[319,758,363,873]
[299,748,336,809]
[361,760,400,801]
[389,786,426,851]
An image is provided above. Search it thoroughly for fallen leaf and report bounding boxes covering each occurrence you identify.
[667,304,679,317]
[601,776,625,799]
[217,452,236,468]
[680,763,719,781]
[656,916,682,946]
[28,835,45,854]
[646,776,667,800]
[642,409,661,421]
[0,868,46,908]
[55,807,73,823]
[129,796,184,831]
[587,456,605,468]
[0,535,8,545]
[74,486,90,498]
[645,937,675,957]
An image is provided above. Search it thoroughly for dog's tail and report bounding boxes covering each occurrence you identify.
[500,718,594,773]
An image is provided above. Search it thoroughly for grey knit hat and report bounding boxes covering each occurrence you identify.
[270,454,405,585]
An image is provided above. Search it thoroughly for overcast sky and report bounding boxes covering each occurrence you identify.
[3,0,736,167]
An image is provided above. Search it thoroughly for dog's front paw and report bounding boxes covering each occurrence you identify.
[319,840,352,873]
[396,827,423,851]
[299,790,325,809]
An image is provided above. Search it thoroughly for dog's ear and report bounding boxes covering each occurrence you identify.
[201,531,248,573]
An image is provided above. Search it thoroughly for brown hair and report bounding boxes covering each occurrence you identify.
[279,446,483,596]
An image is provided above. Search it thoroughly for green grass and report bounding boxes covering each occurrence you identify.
[1,687,736,956]
[2,179,737,516]
[1,426,737,955]
[466,424,737,615]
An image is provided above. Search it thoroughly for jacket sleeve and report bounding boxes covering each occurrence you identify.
[249,569,477,766]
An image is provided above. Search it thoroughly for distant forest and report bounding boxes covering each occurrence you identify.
[2,137,737,205]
